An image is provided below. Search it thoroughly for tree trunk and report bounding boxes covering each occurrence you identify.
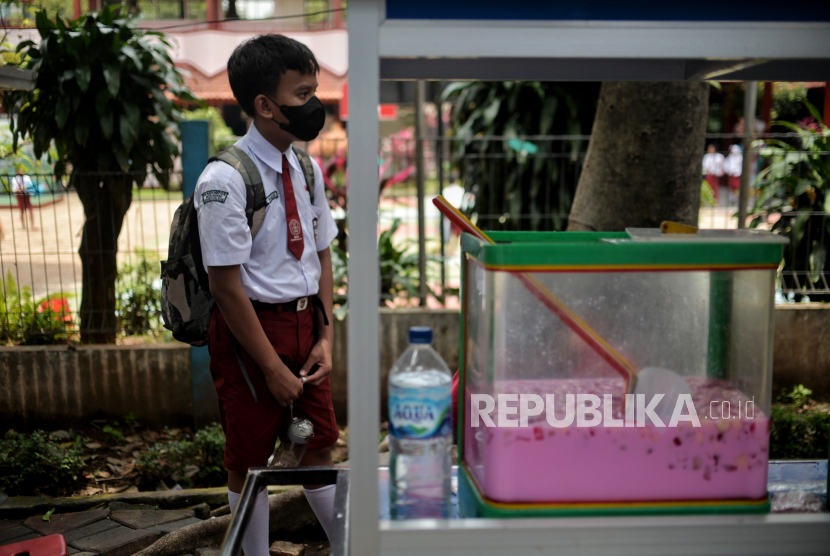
[567,82,709,231]
[75,173,133,344]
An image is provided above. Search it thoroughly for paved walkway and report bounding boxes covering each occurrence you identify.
[0,487,330,556]
[0,507,199,556]
[0,191,179,302]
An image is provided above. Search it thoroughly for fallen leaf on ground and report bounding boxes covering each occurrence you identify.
[112,485,139,494]
[122,442,143,453]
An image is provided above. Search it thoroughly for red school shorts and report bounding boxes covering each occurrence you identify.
[15,192,33,212]
[208,304,339,472]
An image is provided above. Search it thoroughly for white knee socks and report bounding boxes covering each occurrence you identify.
[303,484,336,540]
[228,488,270,556]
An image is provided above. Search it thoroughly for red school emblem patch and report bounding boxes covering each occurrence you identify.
[289,219,301,239]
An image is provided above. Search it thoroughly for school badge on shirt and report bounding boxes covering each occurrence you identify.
[289,219,302,242]
[202,190,229,204]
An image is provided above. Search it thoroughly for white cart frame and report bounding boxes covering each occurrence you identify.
[346,2,830,554]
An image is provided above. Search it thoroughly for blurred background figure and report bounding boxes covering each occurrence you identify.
[724,144,743,207]
[702,144,725,205]
[440,183,475,254]
[13,167,36,230]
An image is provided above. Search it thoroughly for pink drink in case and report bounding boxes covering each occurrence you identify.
[455,228,785,508]
[464,377,769,503]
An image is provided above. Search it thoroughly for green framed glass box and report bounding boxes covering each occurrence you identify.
[458,229,787,517]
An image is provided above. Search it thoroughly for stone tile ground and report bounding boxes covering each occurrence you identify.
[0,503,330,556]
[0,507,197,556]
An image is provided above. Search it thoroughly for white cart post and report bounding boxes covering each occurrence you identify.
[345,2,830,555]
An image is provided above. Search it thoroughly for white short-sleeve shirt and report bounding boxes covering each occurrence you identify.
[193,122,338,304]
[702,152,725,177]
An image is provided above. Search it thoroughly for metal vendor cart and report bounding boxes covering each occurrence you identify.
[222,2,830,555]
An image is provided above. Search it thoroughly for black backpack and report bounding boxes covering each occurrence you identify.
[161,145,316,346]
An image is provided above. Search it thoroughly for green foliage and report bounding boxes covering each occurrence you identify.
[770,385,830,460]
[102,422,126,442]
[700,179,716,207]
[748,101,830,301]
[135,423,227,488]
[0,271,74,345]
[125,412,138,427]
[331,219,438,315]
[0,430,86,495]
[781,384,813,406]
[378,219,435,305]
[772,83,809,122]
[304,0,330,25]
[3,6,200,183]
[30,0,75,18]
[0,123,59,193]
[331,244,348,320]
[181,106,235,153]
[442,81,598,232]
[116,249,163,336]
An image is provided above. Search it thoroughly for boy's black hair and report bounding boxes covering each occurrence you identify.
[227,34,320,118]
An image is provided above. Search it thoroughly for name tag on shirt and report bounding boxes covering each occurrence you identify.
[266,191,279,204]
[202,190,229,204]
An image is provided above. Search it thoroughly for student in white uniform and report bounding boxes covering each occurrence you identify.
[193,34,338,555]
[702,144,725,206]
[13,167,36,230]
[724,144,743,206]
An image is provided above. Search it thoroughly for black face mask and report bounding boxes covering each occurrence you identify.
[267,95,325,142]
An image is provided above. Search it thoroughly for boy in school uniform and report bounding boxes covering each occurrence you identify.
[193,34,338,554]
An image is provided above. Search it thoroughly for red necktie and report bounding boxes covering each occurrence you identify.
[282,154,305,260]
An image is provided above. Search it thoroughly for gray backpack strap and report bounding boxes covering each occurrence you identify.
[292,145,316,205]
[209,146,268,239]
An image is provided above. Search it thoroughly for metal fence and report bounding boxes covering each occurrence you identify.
[0,129,827,343]
[373,131,830,306]
[0,172,180,343]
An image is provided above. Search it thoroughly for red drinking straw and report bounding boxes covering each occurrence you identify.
[433,195,637,394]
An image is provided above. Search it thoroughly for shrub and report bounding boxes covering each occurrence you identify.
[0,430,86,495]
[136,423,226,488]
[0,271,74,345]
[182,106,236,152]
[769,385,830,460]
[116,249,163,336]
[749,101,830,302]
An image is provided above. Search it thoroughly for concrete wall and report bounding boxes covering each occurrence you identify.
[2,306,828,430]
[0,344,192,430]
[328,308,460,424]
[772,304,830,401]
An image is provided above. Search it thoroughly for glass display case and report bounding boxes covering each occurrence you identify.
[458,229,787,517]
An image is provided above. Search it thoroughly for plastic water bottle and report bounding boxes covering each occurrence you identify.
[388,326,453,520]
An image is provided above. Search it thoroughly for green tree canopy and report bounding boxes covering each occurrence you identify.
[3,7,200,343]
[5,7,198,182]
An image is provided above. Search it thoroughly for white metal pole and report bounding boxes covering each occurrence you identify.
[347,1,381,555]
[738,81,757,229]
[415,80,427,306]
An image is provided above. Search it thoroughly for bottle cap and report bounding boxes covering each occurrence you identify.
[409,326,432,344]
[287,417,314,445]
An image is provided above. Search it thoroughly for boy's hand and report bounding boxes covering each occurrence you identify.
[299,338,332,387]
[263,360,304,407]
